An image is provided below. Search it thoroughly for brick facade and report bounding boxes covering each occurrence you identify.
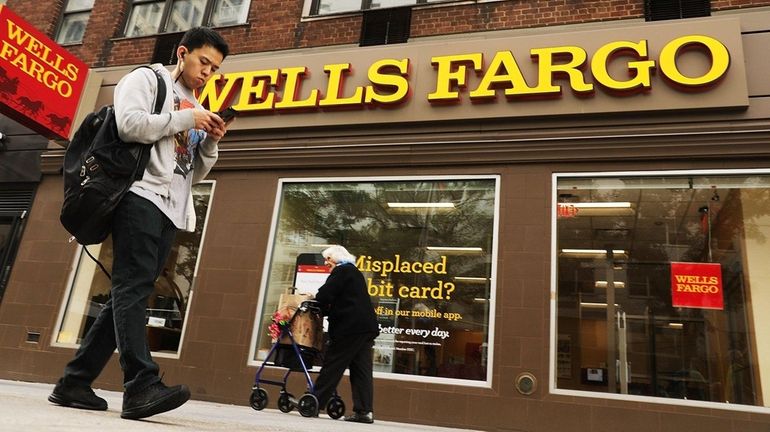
[7,0,770,67]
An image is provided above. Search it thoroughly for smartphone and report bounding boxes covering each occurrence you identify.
[217,106,239,122]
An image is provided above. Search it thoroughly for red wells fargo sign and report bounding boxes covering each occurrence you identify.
[670,262,724,310]
[0,5,88,139]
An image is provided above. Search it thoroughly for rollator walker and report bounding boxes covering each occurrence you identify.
[249,299,345,418]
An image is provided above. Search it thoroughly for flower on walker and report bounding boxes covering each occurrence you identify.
[268,309,291,341]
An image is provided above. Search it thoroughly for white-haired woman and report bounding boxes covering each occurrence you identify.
[313,245,379,424]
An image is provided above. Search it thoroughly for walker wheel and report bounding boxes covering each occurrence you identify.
[249,388,268,411]
[278,391,294,413]
[326,396,345,419]
[298,393,319,417]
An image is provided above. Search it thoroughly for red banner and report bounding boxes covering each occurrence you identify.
[670,262,724,310]
[0,5,88,139]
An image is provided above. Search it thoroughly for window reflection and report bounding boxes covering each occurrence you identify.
[556,174,770,407]
[55,0,95,44]
[165,0,206,33]
[125,1,164,37]
[255,178,497,382]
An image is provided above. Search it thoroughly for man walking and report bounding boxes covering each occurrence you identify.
[49,27,231,420]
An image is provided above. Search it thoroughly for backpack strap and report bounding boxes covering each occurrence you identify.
[131,65,167,115]
[129,65,167,181]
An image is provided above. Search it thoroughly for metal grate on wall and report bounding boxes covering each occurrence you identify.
[644,0,711,21]
[360,7,412,46]
[0,187,34,216]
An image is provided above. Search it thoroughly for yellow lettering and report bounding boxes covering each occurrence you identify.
[275,66,318,109]
[428,53,482,102]
[591,40,655,92]
[530,45,593,95]
[659,35,729,88]
[65,63,79,82]
[365,58,410,105]
[5,19,31,46]
[0,40,18,61]
[202,70,279,112]
[275,66,319,109]
[200,72,241,112]
[28,60,45,82]
[469,51,537,100]
[319,63,364,107]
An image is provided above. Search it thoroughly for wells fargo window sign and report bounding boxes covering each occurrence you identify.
[0,6,88,139]
[670,262,724,310]
[199,18,747,130]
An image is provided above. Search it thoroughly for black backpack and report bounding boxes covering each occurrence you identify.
[60,66,166,246]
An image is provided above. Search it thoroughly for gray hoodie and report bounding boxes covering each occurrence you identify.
[114,64,218,231]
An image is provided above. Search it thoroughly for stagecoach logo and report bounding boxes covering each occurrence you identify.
[0,5,88,139]
[670,262,724,310]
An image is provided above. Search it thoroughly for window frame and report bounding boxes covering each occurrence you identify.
[247,174,500,388]
[549,168,770,414]
[54,0,96,45]
[123,0,250,37]
[303,0,502,18]
[51,180,217,359]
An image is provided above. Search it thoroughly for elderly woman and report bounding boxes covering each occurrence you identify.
[313,245,379,424]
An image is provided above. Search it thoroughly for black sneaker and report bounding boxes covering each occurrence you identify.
[120,381,190,420]
[344,411,374,423]
[48,378,108,411]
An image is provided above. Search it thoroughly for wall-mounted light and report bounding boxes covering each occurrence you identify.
[594,281,625,289]
[387,202,455,214]
[558,202,634,217]
[580,302,621,309]
[667,322,683,329]
[560,249,627,259]
[427,246,483,254]
[387,202,455,209]
[454,276,489,283]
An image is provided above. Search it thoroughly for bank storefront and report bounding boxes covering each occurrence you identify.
[2,9,770,431]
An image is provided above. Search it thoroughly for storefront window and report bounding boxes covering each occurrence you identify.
[554,171,770,408]
[54,183,214,356]
[252,176,498,384]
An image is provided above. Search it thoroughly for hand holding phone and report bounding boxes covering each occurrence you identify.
[217,107,239,122]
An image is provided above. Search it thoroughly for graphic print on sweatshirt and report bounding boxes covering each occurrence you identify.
[173,96,207,177]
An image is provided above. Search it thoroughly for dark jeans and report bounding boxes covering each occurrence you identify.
[62,192,177,396]
[314,332,377,413]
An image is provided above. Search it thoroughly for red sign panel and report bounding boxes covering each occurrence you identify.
[0,5,88,139]
[557,203,578,218]
[670,262,724,310]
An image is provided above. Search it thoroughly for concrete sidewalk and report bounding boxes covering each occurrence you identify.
[0,379,478,432]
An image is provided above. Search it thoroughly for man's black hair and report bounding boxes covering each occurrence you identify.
[179,27,229,59]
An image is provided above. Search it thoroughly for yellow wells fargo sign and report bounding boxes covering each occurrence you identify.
[196,18,747,129]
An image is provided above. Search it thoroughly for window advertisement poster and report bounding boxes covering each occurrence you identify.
[293,253,329,296]
[254,177,498,384]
